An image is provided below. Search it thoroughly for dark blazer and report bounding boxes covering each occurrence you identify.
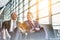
[2,20,18,32]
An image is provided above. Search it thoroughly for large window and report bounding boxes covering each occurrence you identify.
[38,0,48,10]
[18,0,49,24]
[52,14,60,25]
[52,0,60,4]
[24,4,28,10]
[24,0,28,5]
[52,2,60,14]
[30,0,36,6]
[24,10,28,21]
[39,17,49,24]
[52,0,60,29]
[18,13,23,23]
[4,0,60,29]
[38,0,49,24]
[39,8,49,17]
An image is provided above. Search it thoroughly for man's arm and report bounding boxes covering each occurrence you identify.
[2,21,11,39]
[2,21,8,29]
[2,21,7,39]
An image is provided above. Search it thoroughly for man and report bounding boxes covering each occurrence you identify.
[2,12,21,40]
[25,12,41,32]
[20,12,41,40]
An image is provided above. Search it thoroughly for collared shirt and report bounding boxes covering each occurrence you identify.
[10,20,17,32]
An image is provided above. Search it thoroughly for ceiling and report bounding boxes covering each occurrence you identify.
[0,0,10,10]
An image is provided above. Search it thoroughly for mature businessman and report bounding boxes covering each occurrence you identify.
[2,12,21,40]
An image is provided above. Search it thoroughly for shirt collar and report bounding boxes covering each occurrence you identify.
[11,19,17,22]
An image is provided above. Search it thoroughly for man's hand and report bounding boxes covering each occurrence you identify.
[3,29,6,40]
[6,29,11,38]
[35,28,40,31]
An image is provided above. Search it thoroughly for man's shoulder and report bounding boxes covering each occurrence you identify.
[3,20,10,24]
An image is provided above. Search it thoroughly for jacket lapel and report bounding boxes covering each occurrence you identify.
[7,20,11,32]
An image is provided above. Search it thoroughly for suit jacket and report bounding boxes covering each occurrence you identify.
[2,20,18,32]
[24,20,40,32]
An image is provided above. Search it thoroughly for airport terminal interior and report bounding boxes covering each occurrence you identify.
[0,0,60,40]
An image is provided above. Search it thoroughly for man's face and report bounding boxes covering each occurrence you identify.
[27,13,33,21]
[11,13,17,20]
